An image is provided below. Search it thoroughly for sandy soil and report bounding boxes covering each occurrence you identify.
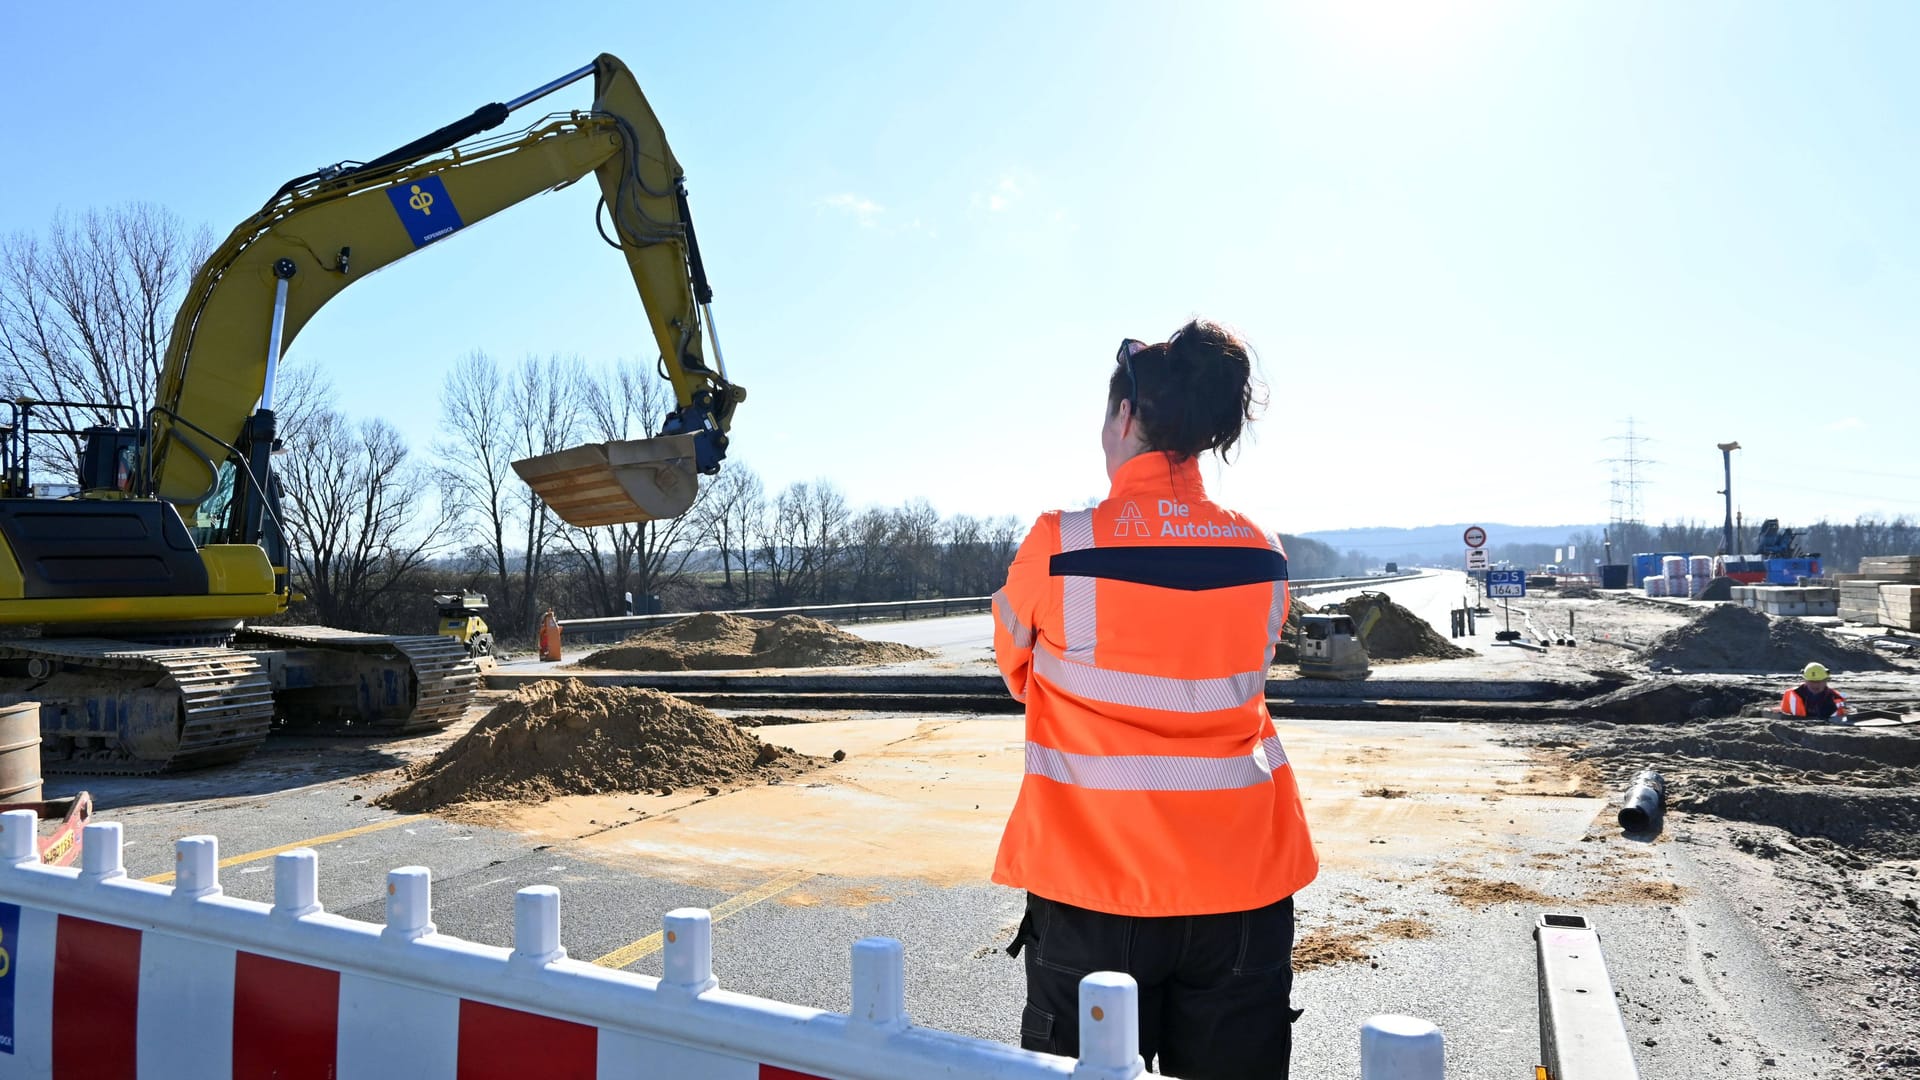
[1528,717,1920,1073]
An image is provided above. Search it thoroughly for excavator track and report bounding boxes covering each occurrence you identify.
[0,639,275,774]
[234,626,479,734]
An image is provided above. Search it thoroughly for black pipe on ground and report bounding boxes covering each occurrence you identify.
[1618,769,1666,832]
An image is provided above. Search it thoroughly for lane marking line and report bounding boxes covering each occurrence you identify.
[591,868,815,970]
[141,816,417,884]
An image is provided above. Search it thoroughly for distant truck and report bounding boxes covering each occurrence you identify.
[1384,562,1399,574]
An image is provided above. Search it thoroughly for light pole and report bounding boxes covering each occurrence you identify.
[1716,441,1741,555]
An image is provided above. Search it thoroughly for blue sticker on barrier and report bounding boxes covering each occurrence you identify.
[386,175,466,248]
[0,901,18,1054]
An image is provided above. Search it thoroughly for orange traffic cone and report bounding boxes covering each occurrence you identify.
[538,610,563,662]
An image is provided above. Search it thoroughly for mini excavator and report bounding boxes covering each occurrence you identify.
[0,54,744,771]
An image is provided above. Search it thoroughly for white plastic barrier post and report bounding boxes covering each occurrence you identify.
[173,836,220,900]
[511,885,565,968]
[1073,972,1145,1080]
[384,865,435,941]
[273,848,322,917]
[79,820,124,882]
[1,807,38,865]
[850,937,908,1034]
[660,906,718,995]
[1362,1014,1445,1079]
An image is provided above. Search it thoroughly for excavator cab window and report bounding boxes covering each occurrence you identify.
[78,426,146,494]
[190,461,237,546]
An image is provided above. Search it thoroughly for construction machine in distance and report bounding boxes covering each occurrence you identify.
[434,593,495,661]
[0,54,744,772]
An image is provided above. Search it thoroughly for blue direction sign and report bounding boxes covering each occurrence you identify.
[1487,569,1527,598]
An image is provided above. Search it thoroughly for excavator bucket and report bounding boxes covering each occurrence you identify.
[512,434,701,527]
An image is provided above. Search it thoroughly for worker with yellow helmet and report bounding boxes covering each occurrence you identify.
[1780,662,1848,721]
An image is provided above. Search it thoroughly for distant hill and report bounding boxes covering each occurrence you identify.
[1298,523,1605,562]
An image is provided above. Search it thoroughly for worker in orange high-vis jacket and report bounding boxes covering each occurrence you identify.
[1780,662,1848,721]
[993,320,1316,1080]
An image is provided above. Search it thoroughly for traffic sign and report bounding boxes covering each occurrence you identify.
[1463,525,1487,548]
[1488,569,1526,598]
[1466,546,1490,570]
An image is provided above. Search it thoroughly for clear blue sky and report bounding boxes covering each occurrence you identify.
[3,1,1915,534]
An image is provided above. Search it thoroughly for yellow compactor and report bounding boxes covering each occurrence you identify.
[0,55,743,771]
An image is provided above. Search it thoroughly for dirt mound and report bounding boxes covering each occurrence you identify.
[1641,604,1894,674]
[1696,576,1735,602]
[1338,593,1473,661]
[380,680,818,811]
[578,613,934,671]
[1575,680,1777,724]
[1569,717,1920,860]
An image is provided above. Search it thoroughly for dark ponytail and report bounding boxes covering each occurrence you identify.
[1106,319,1265,460]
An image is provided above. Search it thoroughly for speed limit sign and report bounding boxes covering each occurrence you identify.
[1463,525,1487,548]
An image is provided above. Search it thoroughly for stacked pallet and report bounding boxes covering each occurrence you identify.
[1882,584,1920,631]
[1859,555,1920,579]
[1839,581,1886,623]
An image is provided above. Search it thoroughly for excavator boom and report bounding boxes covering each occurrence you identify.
[152,53,741,529]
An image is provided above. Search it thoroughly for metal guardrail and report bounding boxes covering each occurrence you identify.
[557,572,1422,645]
[560,596,995,644]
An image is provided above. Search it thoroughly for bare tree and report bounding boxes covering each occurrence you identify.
[278,388,456,631]
[696,460,764,601]
[760,479,850,604]
[0,204,211,481]
[504,353,582,632]
[559,360,709,616]
[437,350,523,623]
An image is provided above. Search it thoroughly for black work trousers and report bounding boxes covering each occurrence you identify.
[1008,892,1298,1079]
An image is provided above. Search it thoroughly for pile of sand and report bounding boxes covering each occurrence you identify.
[1641,605,1894,674]
[576,612,934,671]
[1338,593,1473,661]
[380,680,818,812]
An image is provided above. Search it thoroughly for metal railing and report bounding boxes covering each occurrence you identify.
[557,572,1420,644]
[560,596,995,644]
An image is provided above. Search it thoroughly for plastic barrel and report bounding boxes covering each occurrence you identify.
[0,701,42,802]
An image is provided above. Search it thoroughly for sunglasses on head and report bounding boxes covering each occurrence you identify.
[1117,338,1148,414]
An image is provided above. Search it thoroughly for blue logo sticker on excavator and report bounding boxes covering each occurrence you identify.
[387,175,465,248]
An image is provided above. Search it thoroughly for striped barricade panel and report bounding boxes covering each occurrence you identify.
[0,815,1128,1080]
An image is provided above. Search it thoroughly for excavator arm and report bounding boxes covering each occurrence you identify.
[151,54,742,538]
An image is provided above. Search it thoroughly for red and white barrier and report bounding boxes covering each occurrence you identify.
[0,814,1444,1079]
[0,814,1147,1080]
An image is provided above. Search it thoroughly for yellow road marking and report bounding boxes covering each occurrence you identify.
[142,816,416,884]
[591,869,815,969]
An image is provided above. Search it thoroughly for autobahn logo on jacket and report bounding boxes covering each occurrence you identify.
[1132,499,1260,540]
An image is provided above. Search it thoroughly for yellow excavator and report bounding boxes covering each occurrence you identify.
[0,54,743,771]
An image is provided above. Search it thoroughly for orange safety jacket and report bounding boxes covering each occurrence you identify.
[991,451,1318,917]
[1780,683,1847,718]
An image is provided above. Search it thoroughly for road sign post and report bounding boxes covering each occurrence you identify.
[1487,569,1527,599]
[1487,569,1526,642]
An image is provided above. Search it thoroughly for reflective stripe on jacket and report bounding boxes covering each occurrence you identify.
[991,452,1318,917]
[1781,684,1846,718]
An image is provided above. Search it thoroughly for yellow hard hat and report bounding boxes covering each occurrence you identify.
[1803,662,1829,682]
